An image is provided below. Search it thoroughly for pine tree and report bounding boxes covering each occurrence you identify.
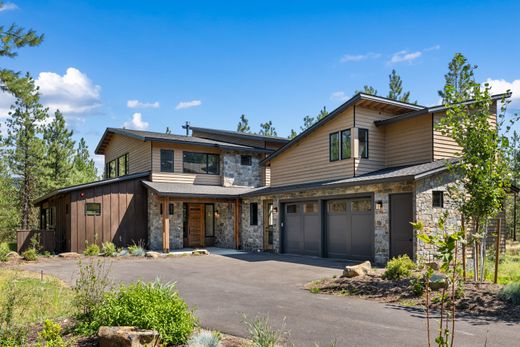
[165,126,171,134]
[288,129,298,139]
[387,69,411,103]
[3,75,48,229]
[259,121,277,136]
[236,114,251,133]
[71,138,98,184]
[0,157,19,241]
[317,106,329,120]
[301,115,315,131]
[355,85,378,96]
[42,110,75,192]
[438,53,476,102]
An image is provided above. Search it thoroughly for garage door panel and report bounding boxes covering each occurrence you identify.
[283,202,320,256]
[350,214,373,259]
[326,214,349,258]
[303,214,320,256]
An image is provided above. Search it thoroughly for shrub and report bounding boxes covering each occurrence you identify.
[128,242,145,256]
[83,242,100,256]
[188,330,222,347]
[0,276,28,346]
[383,255,416,280]
[35,320,66,347]
[243,315,288,347]
[498,282,520,305]
[410,275,425,296]
[91,279,196,345]
[22,248,38,261]
[0,242,9,262]
[101,242,116,257]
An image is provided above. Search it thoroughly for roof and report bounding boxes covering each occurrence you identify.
[244,159,456,197]
[261,92,425,164]
[95,128,276,155]
[142,181,259,199]
[34,171,150,204]
[375,93,510,127]
[190,126,290,143]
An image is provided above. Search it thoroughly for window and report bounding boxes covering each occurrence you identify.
[183,152,220,175]
[107,160,116,178]
[287,204,298,213]
[160,202,174,215]
[267,203,274,226]
[358,128,369,159]
[250,203,258,225]
[160,149,174,172]
[42,207,56,229]
[85,203,101,216]
[351,199,372,212]
[304,202,318,213]
[341,129,351,159]
[205,204,215,237]
[327,200,347,213]
[329,132,339,161]
[433,191,444,208]
[117,154,128,176]
[241,155,252,166]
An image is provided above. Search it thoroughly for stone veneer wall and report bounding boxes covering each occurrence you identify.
[147,190,183,251]
[414,172,461,262]
[222,151,262,187]
[241,198,264,252]
[213,202,236,248]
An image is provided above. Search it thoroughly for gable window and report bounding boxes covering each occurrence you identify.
[341,129,351,159]
[85,203,101,216]
[160,149,174,172]
[250,203,258,225]
[183,152,220,175]
[241,155,252,166]
[329,132,339,161]
[358,128,369,159]
[107,160,116,178]
[433,191,444,208]
[118,153,129,176]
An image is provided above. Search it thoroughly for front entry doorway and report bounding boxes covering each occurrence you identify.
[186,203,204,247]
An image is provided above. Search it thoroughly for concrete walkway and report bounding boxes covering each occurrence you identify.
[21,252,520,347]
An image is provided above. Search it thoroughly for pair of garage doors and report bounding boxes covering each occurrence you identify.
[283,198,373,260]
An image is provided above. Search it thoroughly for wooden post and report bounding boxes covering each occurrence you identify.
[162,197,170,253]
[494,217,501,284]
[461,216,466,281]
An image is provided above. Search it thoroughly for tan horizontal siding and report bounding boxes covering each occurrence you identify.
[104,134,151,174]
[150,172,221,185]
[385,113,432,167]
[263,166,271,186]
[433,112,461,160]
[270,107,354,187]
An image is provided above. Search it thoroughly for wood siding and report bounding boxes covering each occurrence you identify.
[104,134,151,174]
[151,142,221,185]
[270,107,355,187]
[385,113,433,167]
[69,177,147,253]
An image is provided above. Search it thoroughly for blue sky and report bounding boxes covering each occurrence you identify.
[1,0,520,171]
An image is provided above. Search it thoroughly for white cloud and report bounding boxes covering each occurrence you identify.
[35,67,101,114]
[123,112,149,130]
[175,99,202,110]
[390,50,422,64]
[340,52,381,63]
[485,78,520,108]
[127,99,160,109]
[424,44,441,52]
[0,92,15,119]
[330,91,349,102]
[0,3,18,11]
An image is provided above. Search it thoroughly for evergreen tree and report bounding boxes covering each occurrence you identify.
[259,121,277,136]
[317,106,329,120]
[387,69,411,103]
[438,53,476,102]
[3,75,47,229]
[236,114,251,133]
[0,157,19,241]
[355,85,378,96]
[42,110,75,193]
[165,126,171,134]
[301,115,315,131]
[70,138,98,185]
[288,129,298,139]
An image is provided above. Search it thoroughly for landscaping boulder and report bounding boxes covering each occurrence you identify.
[145,251,161,259]
[429,273,449,291]
[425,261,440,271]
[343,261,372,278]
[98,326,160,347]
[6,251,21,261]
[192,249,209,255]
[58,252,80,259]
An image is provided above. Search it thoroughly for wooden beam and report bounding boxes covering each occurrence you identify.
[162,197,169,253]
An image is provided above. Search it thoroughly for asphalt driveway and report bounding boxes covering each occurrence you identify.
[21,252,519,346]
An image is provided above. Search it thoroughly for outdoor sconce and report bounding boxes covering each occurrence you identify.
[214,210,220,218]
[375,200,383,211]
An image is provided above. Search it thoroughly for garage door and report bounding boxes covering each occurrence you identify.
[283,201,320,256]
[326,197,373,260]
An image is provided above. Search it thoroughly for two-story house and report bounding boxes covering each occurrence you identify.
[32,92,507,264]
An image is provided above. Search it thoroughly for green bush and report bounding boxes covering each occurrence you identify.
[188,330,222,347]
[410,275,425,296]
[498,282,520,305]
[101,242,116,257]
[0,242,9,262]
[243,315,288,347]
[22,248,38,261]
[128,244,145,256]
[83,242,100,256]
[383,255,416,280]
[35,320,66,347]
[91,280,196,345]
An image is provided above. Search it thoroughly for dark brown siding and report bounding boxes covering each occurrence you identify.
[69,177,148,252]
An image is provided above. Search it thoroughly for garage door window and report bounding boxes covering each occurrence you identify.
[327,200,347,213]
[304,202,318,214]
[351,199,372,212]
[287,204,298,213]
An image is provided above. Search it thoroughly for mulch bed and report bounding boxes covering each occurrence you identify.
[306,274,520,321]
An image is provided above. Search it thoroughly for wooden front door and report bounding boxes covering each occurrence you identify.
[188,204,204,247]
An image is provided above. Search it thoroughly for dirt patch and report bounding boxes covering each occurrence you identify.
[306,274,520,321]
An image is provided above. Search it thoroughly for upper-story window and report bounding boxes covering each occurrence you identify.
[105,153,128,179]
[241,155,252,166]
[160,149,174,172]
[183,152,220,175]
[359,128,369,159]
[329,132,340,161]
[341,129,351,159]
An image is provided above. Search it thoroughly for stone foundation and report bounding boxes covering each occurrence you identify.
[214,202,236,248]
[147,191,183,251]
[222,151,262,187]
[241,198,264,252]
